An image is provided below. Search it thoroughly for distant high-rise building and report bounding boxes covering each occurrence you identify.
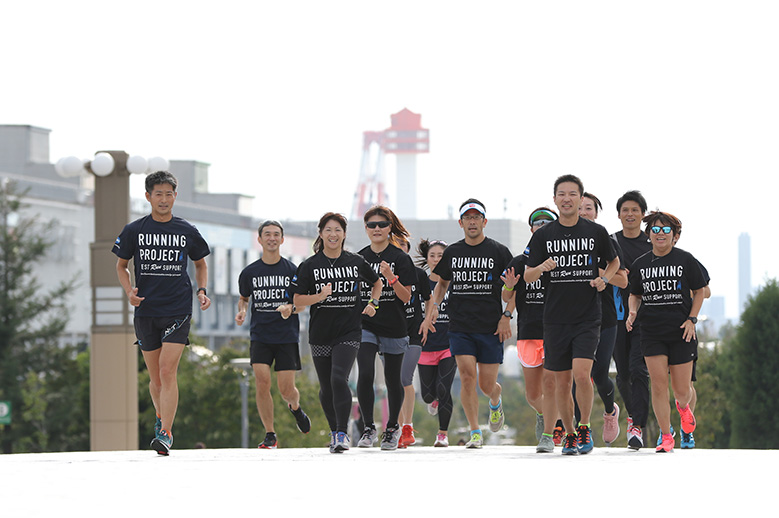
[738,232,752,315]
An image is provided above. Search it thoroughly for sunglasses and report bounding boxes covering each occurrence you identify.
[366,220,391,229]
[650,226,673,234]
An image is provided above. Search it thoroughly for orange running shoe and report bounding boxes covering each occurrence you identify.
[656,432,674,453]
[553,425,564,446]
[676,400,697,434]
[399,424,416,448]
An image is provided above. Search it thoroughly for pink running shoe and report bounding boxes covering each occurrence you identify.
[602,403,620,445]
[434,433,449,447]
[656,433,674,453]
[427,400,439,416]
[676,400,697,434]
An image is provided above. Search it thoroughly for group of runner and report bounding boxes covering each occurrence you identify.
[114,171,708,456]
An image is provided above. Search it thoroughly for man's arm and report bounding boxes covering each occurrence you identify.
[116,257,144,307]
[235,296,249,325]
[193,257,211,310]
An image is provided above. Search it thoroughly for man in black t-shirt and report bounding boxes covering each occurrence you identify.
[525,175,619,455]
[235,220,311,449]
[612,190,652,449]
[114,171,211,456]
[422,199,514,449]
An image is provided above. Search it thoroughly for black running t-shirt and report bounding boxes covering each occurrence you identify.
[612,231,652,322]
[112,215,210,317]
[505,253,545,340]
[405,267,432,346]
[526,218,617,325]
[422,277,451,352]
[433,237,513,334]
[292,250,379,345]
[238,257,299,344]
[629,247,707,341]
[358,244,416,338]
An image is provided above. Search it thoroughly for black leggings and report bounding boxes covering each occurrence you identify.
[357,342,404,429]
[312,342,359,433]
[418,356,457,431]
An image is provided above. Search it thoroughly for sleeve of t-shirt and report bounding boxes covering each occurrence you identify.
[359,257,381,284]
[292,259,312,295]
[598,225,617,263]
[112,223,135,260]
[526,230,548,268]
[238,268,251,298]
[418,269,432,301]
[629,264,643,296]
[611,236,627,271]
[688,254,707,291]
[285,261,299,300]
[696,259,711,285]
[433,247,453,281]
[396,252,416,286]
[500,244,513,271]
[187,226,211,261]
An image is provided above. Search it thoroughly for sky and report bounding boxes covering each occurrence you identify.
[2,1,777,319]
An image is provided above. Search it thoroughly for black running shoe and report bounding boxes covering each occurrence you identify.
[258,432,278,449]
[289,405,311,434]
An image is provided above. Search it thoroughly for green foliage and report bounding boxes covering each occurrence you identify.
[0,181,81,453]
[728,279,779,448]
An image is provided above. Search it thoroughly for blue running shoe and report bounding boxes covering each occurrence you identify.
[154,415,162,437]
[562,433,579,455]
[656,425,675,447]
[577,425,593,454]
[334,431,350,453]
[681,432,695,449]
[151,429,173,456]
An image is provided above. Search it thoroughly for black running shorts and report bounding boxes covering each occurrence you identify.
[134,314,191,352]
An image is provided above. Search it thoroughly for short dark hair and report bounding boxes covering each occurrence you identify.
[258,220,284,237]
[553,175,584,196]
[582,192,603,214]
[616,190,648,214]
[145,171,177,193]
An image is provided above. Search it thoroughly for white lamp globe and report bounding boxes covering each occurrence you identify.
[59,156,86,177]
[126,155,149,175]
[91,153,115,177]
[147,156,169,173]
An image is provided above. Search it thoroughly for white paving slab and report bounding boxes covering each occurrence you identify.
[0,445,769,516]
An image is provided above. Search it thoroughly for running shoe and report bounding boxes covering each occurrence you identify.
[465,431,483,449]
[681,432,695,449]
[151,429,173,456]
[627,425,643,450]
[656,425,675,447]
[381,425,401,451]
[488,399,504,432]
[434,433,449,447]
[625,416,634,442]
[676,400,697,434]
[602,403,620,445]
[398,425,416,448]
[357,426,378,448]
[536,434,555,453]
[535,414,544,441]
[289,404,311,434]
[154,415,162,437]
[562,433,579,455]
[553,425,564,447]
[333,431,350,453]
[258,432,278,449]
[656,433,674,453]
[577,424,594,454]
[329,431,337,453]
[427,400,439,416]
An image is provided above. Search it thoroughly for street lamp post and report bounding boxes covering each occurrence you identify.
[56,151,168,451]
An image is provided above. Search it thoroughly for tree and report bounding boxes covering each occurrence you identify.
[0,180,80,453]
[728,279,779,448]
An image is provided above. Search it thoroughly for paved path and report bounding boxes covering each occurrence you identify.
[1,445,768,516]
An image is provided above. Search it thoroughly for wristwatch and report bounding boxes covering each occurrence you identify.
[502,310,513,319]
[197,287,207,296]
[687,316,698,324]
[600,276,609,285]
[369,298,380,309]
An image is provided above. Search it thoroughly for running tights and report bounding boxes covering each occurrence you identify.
[312,343,359,433]
[418,356,457,431]
[357,342,404,429]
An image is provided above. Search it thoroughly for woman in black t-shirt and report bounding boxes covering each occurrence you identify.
[355,205,416,451]
[293,212,382,454]
[625,211,706,453]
